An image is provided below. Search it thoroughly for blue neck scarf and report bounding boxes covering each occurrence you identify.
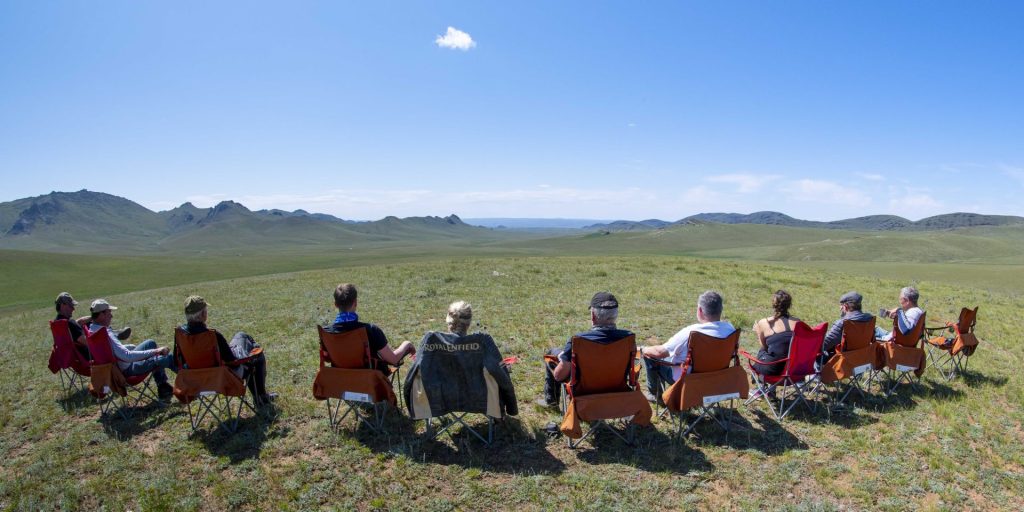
[334,311,358,324]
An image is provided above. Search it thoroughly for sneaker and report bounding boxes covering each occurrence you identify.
[533,397,558,410]
[257,392,278,406]
[157,382,174,400]
[643,390,665,406]
[542,421,562,438]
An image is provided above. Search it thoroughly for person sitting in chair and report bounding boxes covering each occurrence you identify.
[86,299,176,399]
[640,291,736,402]
[54,292,90,360]
[177,296,275,406]
[750,290,800,377]
[324,283,415,372]
[821,291,874,361]
[537,292,634,409]
[874,286,924,341]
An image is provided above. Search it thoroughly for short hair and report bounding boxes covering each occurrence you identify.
[900,286,919,305]
[591,306,618,326]
[91,311,101,320]
[698,290,724,319]
[446,301,473,335]
[334,283,357,310]
[771,290,792,319]
[185,308,205,323]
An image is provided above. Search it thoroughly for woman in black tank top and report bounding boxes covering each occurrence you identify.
[752,290,799,376]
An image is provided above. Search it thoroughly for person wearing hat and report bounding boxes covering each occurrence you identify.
[821,291,875,360]
[54,292,90,359]
[324,283,416,372]
[178,296,276,406]
[639,290,736,402]
[536,292,634,409]
[86,299,176,399]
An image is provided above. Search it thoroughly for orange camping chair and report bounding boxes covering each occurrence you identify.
[172,328,258,434]
[661,330,749,440]
[925,307,979,381]
[820,317,880,407]
[879,312,927,394]
[312,326,398,433]
[559,335,653,448]
[86,327,162,420]
[741,321,828,421]
[48,319,91,399]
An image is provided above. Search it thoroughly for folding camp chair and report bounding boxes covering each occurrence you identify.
[312,326,399,433]
[559,335,652,448]
[879,313,927,394]
[641,351,675,421]
[48,319,91,398]
[741,321,828,421]
[660,330,749,440]
[925,307,979,381]
[172,328,258,434]
[86,327,162,420]
[820,317,880,407]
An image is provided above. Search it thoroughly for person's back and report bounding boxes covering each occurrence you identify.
[752,316,798,376]
[326,283,415,372]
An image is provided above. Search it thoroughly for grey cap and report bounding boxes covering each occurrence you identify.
[90,299,118,313]
[839,291,863,305]
[55,292,77,306]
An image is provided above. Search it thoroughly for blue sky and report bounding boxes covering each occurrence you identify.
[1,1,1022,221]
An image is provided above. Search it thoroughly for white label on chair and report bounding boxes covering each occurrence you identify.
[853,364,872,376]
[703,392,740,406]
[199,391,217,397]
[896,364,917,372]
[342,391,372,403]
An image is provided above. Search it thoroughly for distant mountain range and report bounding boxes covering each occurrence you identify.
[2,191,1023,254]
[0,190,485,252]
[584,211,1024,232]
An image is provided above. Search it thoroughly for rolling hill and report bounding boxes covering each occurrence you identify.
[586,211,1024,232]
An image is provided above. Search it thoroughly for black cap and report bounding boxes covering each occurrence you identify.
[839,291,863,305]
[590,292,619,309]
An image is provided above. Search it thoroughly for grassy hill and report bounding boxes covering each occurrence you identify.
[1,256,1020,510]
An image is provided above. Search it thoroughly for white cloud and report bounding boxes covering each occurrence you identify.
[856,172,885,181]
[705,173,781,193]
[435,27,476,51]
[786,179,871,207]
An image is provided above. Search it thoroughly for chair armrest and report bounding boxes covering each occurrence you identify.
[738,349,785,366]
[641,353,679,367]
[542,354,559,365]
[227,347,264,367]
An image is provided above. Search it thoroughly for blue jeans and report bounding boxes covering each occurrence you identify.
[122,339,176,385]
[643,357,676,397]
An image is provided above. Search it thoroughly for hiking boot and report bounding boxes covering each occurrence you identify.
[157,382,174,400]
[257,392,278,407]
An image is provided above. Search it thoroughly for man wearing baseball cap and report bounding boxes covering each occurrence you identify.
[536,292,634,409]
[87,299,176,399]
[820,291,875,361]
[54,292,90,359]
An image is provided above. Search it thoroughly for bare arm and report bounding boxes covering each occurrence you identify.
[642,345,669,359]
[377,341,416,365]
[553,359,570,381]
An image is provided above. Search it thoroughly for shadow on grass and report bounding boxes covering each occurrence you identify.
[571,425,715,475]
[99,399,184,440]
[960,371,1008,389]
[56,388,94,411]
[194,404,284,464]
[351,414,569,475]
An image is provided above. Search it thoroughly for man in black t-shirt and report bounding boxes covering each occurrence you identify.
[54,292,89,360]
[537,292,634,409]
[324,283,415,372]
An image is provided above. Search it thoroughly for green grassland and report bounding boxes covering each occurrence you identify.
[2,255,1021,510]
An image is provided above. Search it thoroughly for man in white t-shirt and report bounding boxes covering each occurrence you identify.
[875,286,924,341]
[639,290,736,401]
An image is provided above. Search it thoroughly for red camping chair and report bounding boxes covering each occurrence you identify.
[86,327,162,420]
[558,335,653,448]
[879,312,927,394]
[312,326,400,433]
[48,319,91,398]
[173,328,259,434]
[741,321,828,420]
[820,317,880,407]
[925,307,979,381]
[660,330,749,440]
